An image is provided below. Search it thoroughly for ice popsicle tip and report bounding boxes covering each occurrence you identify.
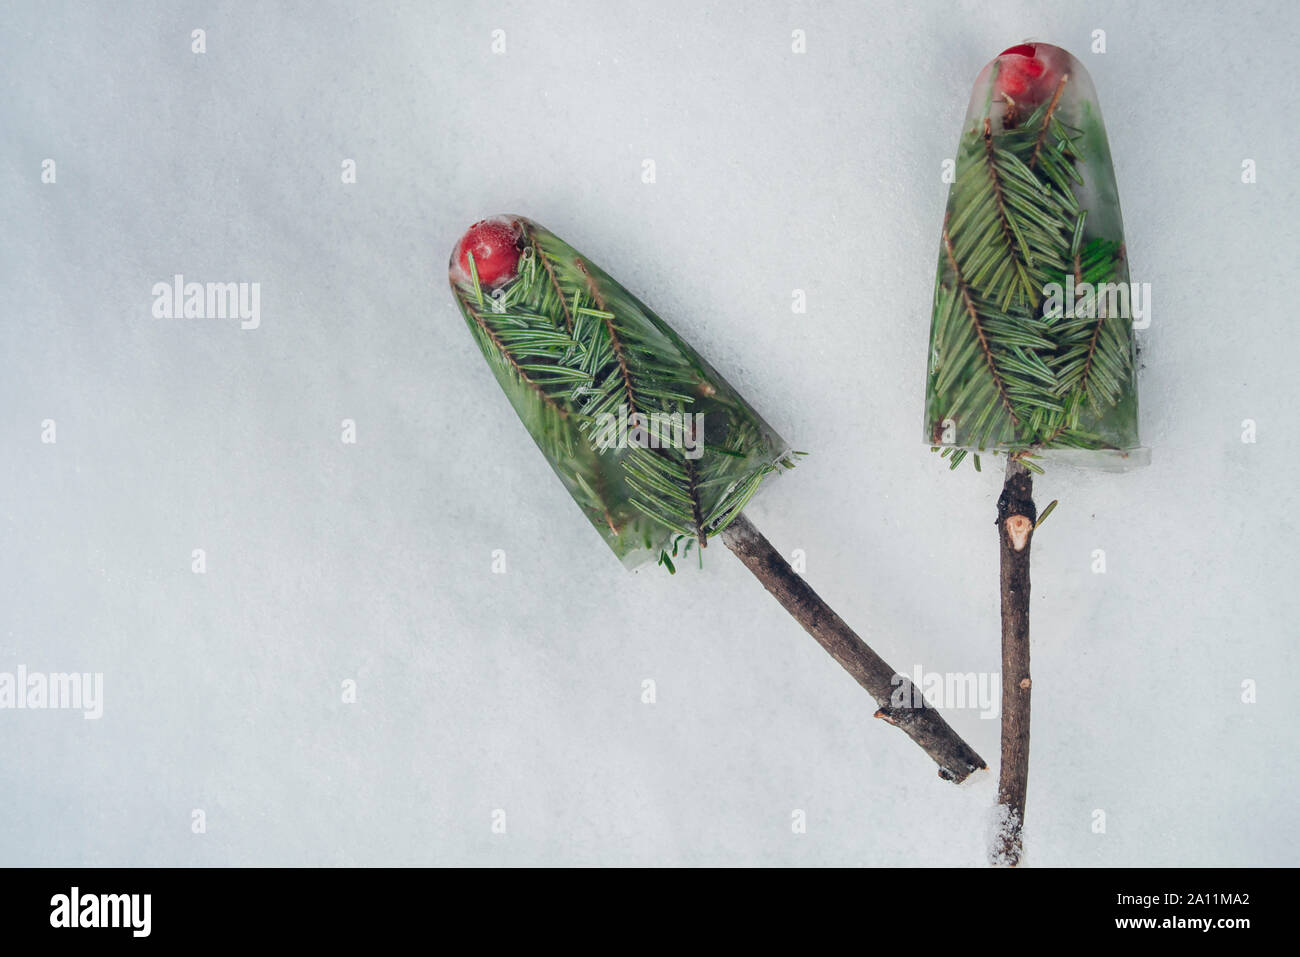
[451,216,523,288]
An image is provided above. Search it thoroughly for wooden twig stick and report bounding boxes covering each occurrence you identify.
[992,458,1036,864]
[721,512,987,783]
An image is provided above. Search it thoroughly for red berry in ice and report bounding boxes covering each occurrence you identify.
[454,219,521,287]
[995,44,1053,104]
[1000,44,1040,59]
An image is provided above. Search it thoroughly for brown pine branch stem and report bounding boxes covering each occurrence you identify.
[982,117,1038,309]
[993,457,1036,865]
[943,221,1020,426]
[454,290,570,420]
[1029,73,1070,170]
[721,512,987,784]
[523,224,575,335]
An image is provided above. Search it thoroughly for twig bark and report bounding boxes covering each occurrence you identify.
[721,512,986,783]
[993,458,1036,864]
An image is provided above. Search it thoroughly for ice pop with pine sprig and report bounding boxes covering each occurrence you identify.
[449,215,986,782]
[923,42,1145,861]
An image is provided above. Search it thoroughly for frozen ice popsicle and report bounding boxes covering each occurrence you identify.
[449,216,793,571]
[924,42,1143,469]
[921,43,1146,863]
[447,215,986,782]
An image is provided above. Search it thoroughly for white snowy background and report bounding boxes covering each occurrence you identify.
[2,0,1297,866]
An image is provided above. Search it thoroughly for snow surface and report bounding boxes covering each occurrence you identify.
[2,0,1297,866]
